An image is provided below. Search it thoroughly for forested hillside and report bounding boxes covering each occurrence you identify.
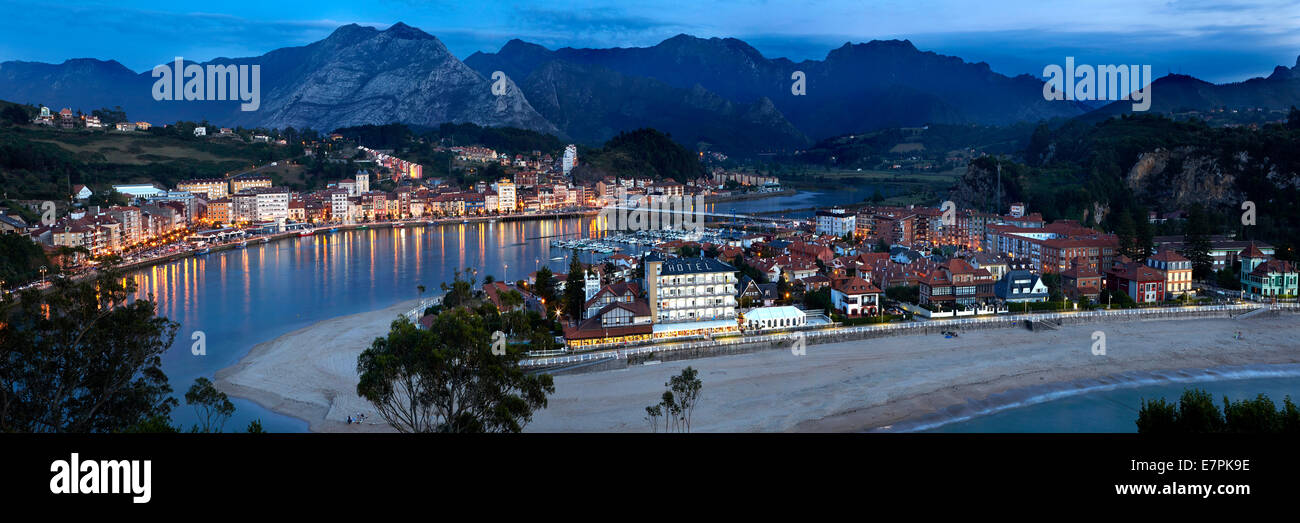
[953,111,1300,257]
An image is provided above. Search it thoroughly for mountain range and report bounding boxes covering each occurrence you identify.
[0,23,555,136]
[1086,56,1300,119]
[1,22,1296,155]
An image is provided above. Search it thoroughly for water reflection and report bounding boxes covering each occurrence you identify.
[121,190,843,432]
[126,217,605,431]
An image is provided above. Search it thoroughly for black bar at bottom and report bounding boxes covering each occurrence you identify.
[1,434,1291,511]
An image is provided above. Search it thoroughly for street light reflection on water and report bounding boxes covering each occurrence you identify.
[121,217,609,432]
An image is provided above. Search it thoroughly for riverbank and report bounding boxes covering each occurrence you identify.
[214,303,1300,432]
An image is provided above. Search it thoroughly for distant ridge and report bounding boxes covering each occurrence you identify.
[1,22,1296,154]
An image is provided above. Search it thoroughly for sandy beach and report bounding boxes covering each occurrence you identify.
[215,306,1300,433]
[214,298,425,432]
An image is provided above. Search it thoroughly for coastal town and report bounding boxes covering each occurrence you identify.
[3,109,1296,361]
[1,111,774,268]
[8,2,1300,511]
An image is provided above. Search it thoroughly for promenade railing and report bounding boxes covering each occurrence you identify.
[521,303,1266,368]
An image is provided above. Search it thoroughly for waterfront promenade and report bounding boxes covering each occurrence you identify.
[109,209,598,275]
[521,303,1290,368]
[213,297,1300,432]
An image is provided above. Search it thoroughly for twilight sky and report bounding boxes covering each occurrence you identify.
[1,0,1297,83]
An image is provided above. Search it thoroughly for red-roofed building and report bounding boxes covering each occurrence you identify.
[1060,261,1102,301]
[831,276,881,316]
[1146,249,1193,297]
[483,281,527,313]
[562,300,654,348]
[984,221,1118,273]
[1105,261,1166,303]
[788,241,834,263]
[918,258,997,306]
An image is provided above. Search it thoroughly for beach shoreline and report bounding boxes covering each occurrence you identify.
[213,297,425,433]
[214,303,1300,433]
[874,362,1300,432]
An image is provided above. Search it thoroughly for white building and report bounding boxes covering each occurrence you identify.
[339,179,358,196]
[644,256,738,323]
[584,270,602,301]
[194,126,207,137]
[250,188,290,222]
[816,208,856,237]
[494,179,516,213]
[329,190,351,222]
[830,276,880,316]
[72,185,93,200]
[111,184,165,199]
[355,171,370,195]
[741,306,807,331]
[562,144,578,176]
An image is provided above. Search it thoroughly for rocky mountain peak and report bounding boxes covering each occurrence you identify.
[324,23,379,45]
[383,22,435,40]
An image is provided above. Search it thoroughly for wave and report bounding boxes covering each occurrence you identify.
[873,363,1300,433]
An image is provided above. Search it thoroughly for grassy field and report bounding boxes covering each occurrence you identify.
[25,129,264,166]
[235,162,310,186]
[791,167,961,184]
[29,135,238,165]
[0,125,299,200]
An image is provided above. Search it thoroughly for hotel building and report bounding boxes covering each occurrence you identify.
[645,256,739,323]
